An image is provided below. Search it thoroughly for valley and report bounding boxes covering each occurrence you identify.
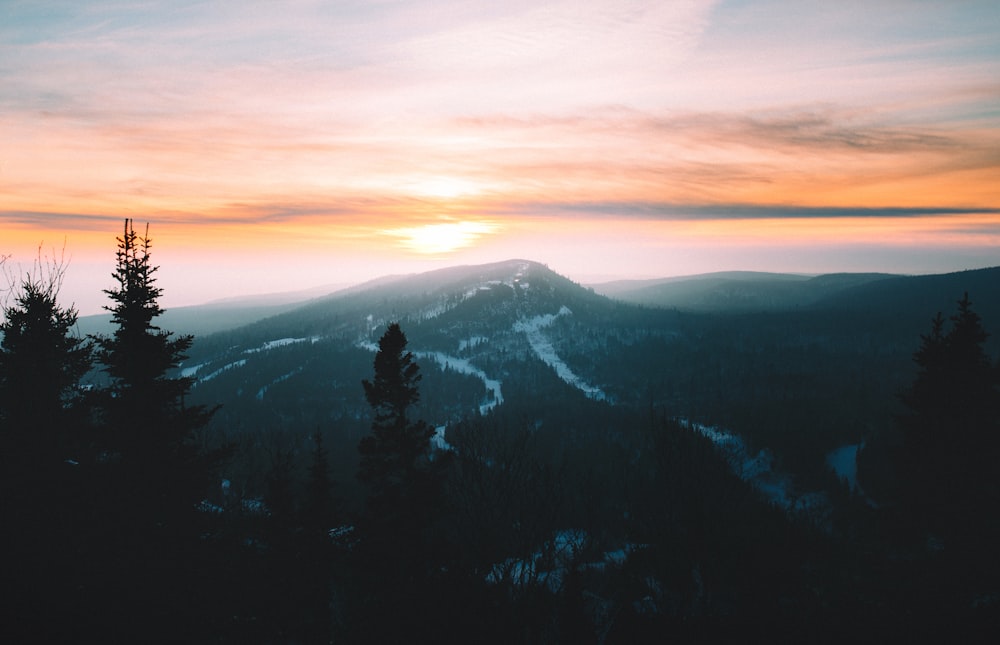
[184,260,1000,506]
[7,253,1000,642]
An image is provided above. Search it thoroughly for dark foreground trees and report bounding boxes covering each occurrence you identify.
[6,228,1000,642]
[349,322,452,642]
[894,293,1000,540]
[85,220,226,640]
[855,292,1000,633]
[358,322,437,517]
[0,256,96,641]
[93,219,217,482]
[0,256,91,455]
[89,219,220,541]
[2,221,232,643]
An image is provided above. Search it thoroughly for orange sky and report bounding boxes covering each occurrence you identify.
[2,1,999,315]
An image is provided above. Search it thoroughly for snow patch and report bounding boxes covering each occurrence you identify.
[827,442,877,506]
[514,307,607,401]
[487,529,639,592]
[431,425,452,451]
[415,301,453,321]
[458,336,487,352]
[198,359,247,383]
[416,351,503,416]
[180,363,205,378]
[826,443,860,491]
[256,367,305,401]
[243,337,311,354]
[686,421,828,516]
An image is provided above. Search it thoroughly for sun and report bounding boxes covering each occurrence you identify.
[387,221,498,254]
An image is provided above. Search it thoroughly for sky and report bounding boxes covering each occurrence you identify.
[2,0,999,315]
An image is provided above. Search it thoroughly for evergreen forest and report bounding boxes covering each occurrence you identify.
[2,220,999,643]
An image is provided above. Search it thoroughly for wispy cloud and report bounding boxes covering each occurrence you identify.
[2,0,999,309]
[501,203,1000,221]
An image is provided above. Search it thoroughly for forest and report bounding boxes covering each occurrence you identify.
[2,220,999,644]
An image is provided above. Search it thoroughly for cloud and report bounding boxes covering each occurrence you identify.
[0,211,122,231]
[2,1,998,238]
[499,203,1000,221]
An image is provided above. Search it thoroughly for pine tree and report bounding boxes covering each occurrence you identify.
[84,220,226,640]
[303,430,337,533]
[0,258,92,448]
[0,257,96,641]
[898,293,1000,542]
[92,219,215,478]
[301,430,337,645]
[358,322,435,513]
[351,322,450,642]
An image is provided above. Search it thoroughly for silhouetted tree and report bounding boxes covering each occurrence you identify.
[898,293,999,543]
[86,220,224,641]
[92,219,218,506]
[358,322,436,518]
[0,255,96,641]
[445,417,561,582]
[0,255,91,451]
[264,441,296,526]
[300,430,338,644]
[351,322,450,642]
[303,430,337,533]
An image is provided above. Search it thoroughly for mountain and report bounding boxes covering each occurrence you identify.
[591,270,897,311]
[179,260,1000,501]
[53,259,1000,639]
[183,259,671,499]
[185,258,658,421]
[74,282,352,337]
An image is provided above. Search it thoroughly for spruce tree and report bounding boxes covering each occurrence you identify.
[86,219,224,639]
[92,219,215,481]
[0,260,92,450]
[352,322,449,642]
[0,258,95,640]
[303,430,337,533]
[358,322,435,514]
[90,220,218,556]
[898,293,999,543]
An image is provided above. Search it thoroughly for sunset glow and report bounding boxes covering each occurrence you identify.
[2,1,998,314]
[386,221,501,255]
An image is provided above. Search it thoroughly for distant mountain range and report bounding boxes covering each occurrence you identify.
[75,261,999,339]
[589,270,898,311]
[66,258,1000,501]
[163,260,999,499]
[590,266,1000,324]
[74,282,353,337]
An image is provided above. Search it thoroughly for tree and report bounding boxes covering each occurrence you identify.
[92,219,216,477]
[0,254,91,446]
[897,293,999,542]
[77,220,229,640]
[358,322,436,513]
[351,322,450,642]
[300,430,338,644]
[303,430,337,533]
[0,254,96,642]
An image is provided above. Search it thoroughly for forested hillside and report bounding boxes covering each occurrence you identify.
[3,227,999,642]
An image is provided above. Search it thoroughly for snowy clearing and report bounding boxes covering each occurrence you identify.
[686,421,828,516]
[198,359,247,383]
[416,351,503,416]
[256,367,305,401]
[243,337,314,354]
[514,306,607,401]
[826,443,860,492]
